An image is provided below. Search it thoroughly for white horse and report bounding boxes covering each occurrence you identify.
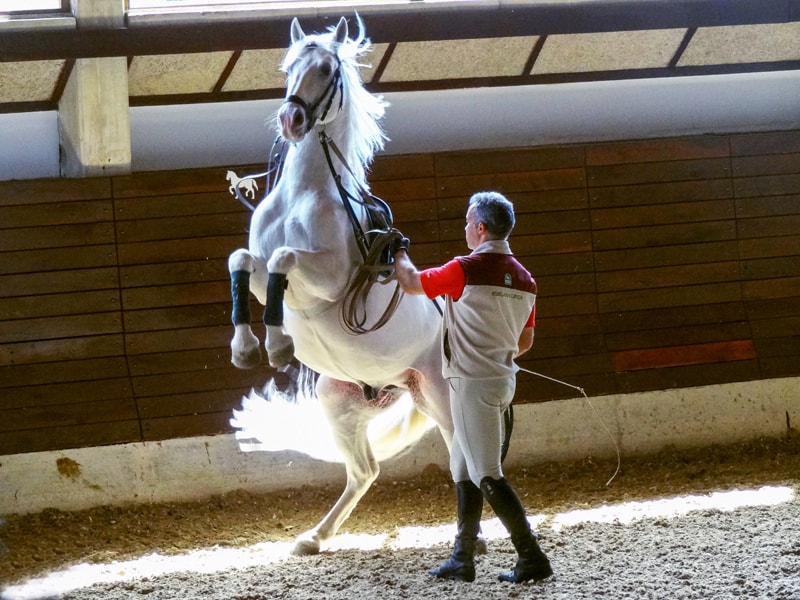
[227,16,453,556]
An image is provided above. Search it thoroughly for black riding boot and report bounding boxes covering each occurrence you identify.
[429,480,483,582]
[480,476,553,583]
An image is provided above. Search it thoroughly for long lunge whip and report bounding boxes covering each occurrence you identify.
[517,367,621,486]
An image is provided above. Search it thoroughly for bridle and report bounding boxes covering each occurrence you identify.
[282,53,344,135]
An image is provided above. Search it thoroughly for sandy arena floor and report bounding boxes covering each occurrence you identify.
[1,435,799,599]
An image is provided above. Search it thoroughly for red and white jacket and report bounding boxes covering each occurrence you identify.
[420,240,536,380]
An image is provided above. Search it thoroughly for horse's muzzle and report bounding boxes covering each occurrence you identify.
[278,101,308,142]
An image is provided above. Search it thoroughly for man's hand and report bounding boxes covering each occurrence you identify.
[388,234,410,257]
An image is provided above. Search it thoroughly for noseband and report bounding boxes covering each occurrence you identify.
[283,56,343,134]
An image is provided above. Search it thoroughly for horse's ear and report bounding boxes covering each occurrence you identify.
[290,18,304,44]
[333,16,348,45]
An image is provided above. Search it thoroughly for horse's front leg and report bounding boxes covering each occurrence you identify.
[262,246,350,368]
[228,249,268,369]
[292,376,379,556]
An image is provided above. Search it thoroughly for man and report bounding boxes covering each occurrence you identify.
[393,191,552,584]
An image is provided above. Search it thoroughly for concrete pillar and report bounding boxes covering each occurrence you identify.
[58,0,131,177]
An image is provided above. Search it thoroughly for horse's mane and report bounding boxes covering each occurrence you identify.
[281,16,388,186]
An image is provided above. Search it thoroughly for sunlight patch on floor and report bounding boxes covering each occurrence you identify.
[2,485,793,600]
[550,485,794,531]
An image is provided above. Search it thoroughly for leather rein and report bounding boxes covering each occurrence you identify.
[281,58,406,334]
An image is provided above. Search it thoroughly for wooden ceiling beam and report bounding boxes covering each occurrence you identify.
[1,0,798,62]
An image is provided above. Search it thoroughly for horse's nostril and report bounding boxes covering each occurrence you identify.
[293,111,304,128]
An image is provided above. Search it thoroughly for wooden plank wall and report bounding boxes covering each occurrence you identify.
[1,129,798,455]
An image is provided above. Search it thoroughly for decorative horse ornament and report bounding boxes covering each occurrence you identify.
[227,16,453,556]
[226,169,259,201]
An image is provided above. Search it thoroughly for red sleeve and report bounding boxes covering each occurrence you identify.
[525,303,536,328]
[419,259,466,300]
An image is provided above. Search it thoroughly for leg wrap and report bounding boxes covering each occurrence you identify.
[263,272,288,326]
[230,270,251,325]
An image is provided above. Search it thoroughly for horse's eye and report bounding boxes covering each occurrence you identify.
[319,63,332,77]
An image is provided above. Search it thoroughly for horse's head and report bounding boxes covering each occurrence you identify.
[277,17,355,142]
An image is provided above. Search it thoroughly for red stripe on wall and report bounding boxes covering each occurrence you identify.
[612,340,756,372]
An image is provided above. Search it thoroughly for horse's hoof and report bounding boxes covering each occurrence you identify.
[267,340,295,368]
[291,538,321,556]
[232,326,261,369]
[231,346,261,370]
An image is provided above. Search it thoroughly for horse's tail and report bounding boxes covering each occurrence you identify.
[230,370,434,463]
[367,393,435,462]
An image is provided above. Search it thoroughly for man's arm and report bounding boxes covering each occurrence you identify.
[394,250,426,295]
[516,326,534,357]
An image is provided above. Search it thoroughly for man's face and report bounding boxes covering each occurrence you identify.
[465,206,481,250]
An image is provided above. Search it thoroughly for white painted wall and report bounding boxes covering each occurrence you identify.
[2,70,799,181]
[0,111,60,181]
[2,377,796,516]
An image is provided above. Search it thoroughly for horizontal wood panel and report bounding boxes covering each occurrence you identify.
[120,259,229,288]
[0,357,129,388]
[732,154,800,178]
[141,411,233,442]
[595,241,739,272]
[0,421,141,455]
[121,281,230,311]
[605,322,753,352]
[0,290,119,320]
[597,282,742,313]
[0,334,124,366]
[590,179,732,208]
[113,168,229,198]
[0,267,119,298]
[586,136,730,166]
[0,177,110,207]
[612,340,756,371]
[592,220,737,251]
[591,200,734,230]
[437,167,586,197]
[617,360,761,393]
[124,304,231,333]
[369,179,437,205]
[0,200,112,229]
[2,129,800,455]
[514,188,589,213]
[0,313,122,344]
[0,397,138,433]
[588,158,730,187]
[0,222,115,252]
[128,348,240,377]
[115,192,244,221]
[434,146,584,176]
[372,154,435,180]
[730,131,800,156]
[137,389,251,419]
[601,302,747,333]
[1,378,133,410]
[735,174,800,198]
[116,213,250,244]
[0,245,116,276]
[125,326,231,355]
[596,261,741,293]
[118,235,243,265]
[736,194,800,219]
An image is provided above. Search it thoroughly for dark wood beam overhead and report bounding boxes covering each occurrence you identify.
[2,0,799,62]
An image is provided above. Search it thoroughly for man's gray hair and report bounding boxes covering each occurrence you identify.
[469,191,515,240]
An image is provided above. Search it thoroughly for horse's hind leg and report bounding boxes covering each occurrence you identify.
[292,376,379,556]
[228,249,266,369]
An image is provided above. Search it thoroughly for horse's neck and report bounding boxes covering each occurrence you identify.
[285,121,366,193]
